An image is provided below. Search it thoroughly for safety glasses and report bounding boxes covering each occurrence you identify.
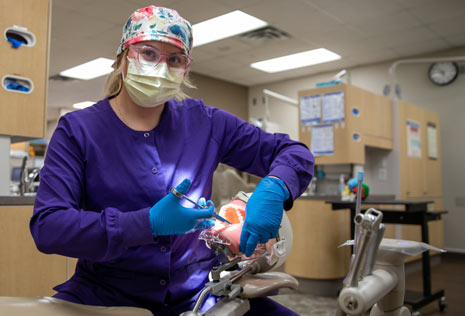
[128,44,192,73]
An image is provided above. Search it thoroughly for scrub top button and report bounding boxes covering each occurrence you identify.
[152,167,158,174]
[160,246,167,253]
[160,279,166,286]
[144,132,150,138]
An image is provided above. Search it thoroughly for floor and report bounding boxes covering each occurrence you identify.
[271,253,465,316]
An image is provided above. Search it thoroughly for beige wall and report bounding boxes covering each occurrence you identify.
[188,72,248,121]
[249,46,465,253]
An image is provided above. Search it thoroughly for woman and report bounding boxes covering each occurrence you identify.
[30,5,314,316]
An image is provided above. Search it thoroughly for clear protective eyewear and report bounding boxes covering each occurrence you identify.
[128,45,192,73]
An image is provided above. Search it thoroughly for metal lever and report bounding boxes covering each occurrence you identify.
[343,209,383,288]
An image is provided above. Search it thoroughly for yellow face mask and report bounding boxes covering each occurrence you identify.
[123,58,184,107]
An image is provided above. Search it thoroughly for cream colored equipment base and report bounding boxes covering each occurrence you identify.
[0,296,152,316]
[181,267,299,316]
[235,272,299,299]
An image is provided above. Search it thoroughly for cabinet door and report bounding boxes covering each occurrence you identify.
[0,0,51,138]
[399,101,426,198]
[423,110,442,197]
[0,205,67,296]
[361,89,379,137]
[284,199,351,279]
[379,95,393,142]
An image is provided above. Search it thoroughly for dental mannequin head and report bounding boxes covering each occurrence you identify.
[200,192,293,272]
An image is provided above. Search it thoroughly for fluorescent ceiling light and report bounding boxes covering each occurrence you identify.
[193,10,267,47]
[250,48,341,73]
[73,101,95,109]
[60,58,114,80]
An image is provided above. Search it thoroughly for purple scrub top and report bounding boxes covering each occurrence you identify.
[30,98,314,315]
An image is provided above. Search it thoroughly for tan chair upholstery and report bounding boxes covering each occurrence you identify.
[234,272,299,299]
[0,296,152,316]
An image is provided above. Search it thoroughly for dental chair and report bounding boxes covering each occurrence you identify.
[0,192,298,316]
[0,296,152,315]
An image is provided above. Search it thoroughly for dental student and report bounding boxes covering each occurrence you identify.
[30,5,314,315]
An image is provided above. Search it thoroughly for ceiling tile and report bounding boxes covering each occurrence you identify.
[345,48,400,65]
[445,34,465,47]
[191,56,244,74]
[51,5,118,40]
[407,0,465,23]
[126,0,180,8]
[390,39,451,57]
[428,17,465,38]
[216,0,266,10]
[365,26,441,49]
[196,37,254,59]
[190,47,218,64]
[348,11,423,35]
[167,0,232,24]
[318,0,404,23]
[58,0,138,26]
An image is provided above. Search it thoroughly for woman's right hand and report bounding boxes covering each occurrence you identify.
[149,178,214,236]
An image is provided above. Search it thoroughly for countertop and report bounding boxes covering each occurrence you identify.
[0,195,36,206]
[298,194,396,201]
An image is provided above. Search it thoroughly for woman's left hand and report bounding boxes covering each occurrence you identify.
[240,176,290,257]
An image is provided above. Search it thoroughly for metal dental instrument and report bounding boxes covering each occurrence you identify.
[354,171,364,252]
[170,187,232,225]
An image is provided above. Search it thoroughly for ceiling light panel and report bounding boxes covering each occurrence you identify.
[193,10,267,47]
[60,57,114,80]
[250,48,341,73]
[73,101,95,109]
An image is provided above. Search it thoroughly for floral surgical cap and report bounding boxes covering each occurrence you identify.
[117,5,193,56]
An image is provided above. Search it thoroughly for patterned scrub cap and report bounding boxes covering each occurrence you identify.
[117,5,193,56]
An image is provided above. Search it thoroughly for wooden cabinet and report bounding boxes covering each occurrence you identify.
[0,205,68,296]
[398,101,442,199]
[298,84,392,165]
[284,199,351,279]
[361,89,393,149]
[423,110,442,197]
[0,0,51,140]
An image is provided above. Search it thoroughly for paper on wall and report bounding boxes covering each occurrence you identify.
[311,124,334,156]
[300,95,321,125]
[407,120,421,158]
[427,123,438,159]
[322,91,345,123]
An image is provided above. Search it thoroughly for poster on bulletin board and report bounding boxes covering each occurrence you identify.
[311,124,334,156]
[300,95,321,125]
[407,120,421,158]
[322,91,345,123]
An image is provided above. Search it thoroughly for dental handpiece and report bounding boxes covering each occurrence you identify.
[170,188,232,225]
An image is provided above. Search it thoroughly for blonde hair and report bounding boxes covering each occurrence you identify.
[104,49,196,101]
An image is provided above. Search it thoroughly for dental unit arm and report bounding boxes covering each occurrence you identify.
[337,210,445,316]
[180,192,298,316]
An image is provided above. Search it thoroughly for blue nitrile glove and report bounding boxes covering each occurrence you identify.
[149,179,215,236]
[240,176,290,257]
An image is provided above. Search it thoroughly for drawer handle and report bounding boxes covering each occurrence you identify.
[4,25,36,48]
[2,75,34,94]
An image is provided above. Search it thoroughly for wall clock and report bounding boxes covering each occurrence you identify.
[428,62,459,86]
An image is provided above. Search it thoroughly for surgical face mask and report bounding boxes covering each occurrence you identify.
[123,58,184,108]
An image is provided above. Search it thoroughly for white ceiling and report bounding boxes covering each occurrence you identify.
[48,0,465,112]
